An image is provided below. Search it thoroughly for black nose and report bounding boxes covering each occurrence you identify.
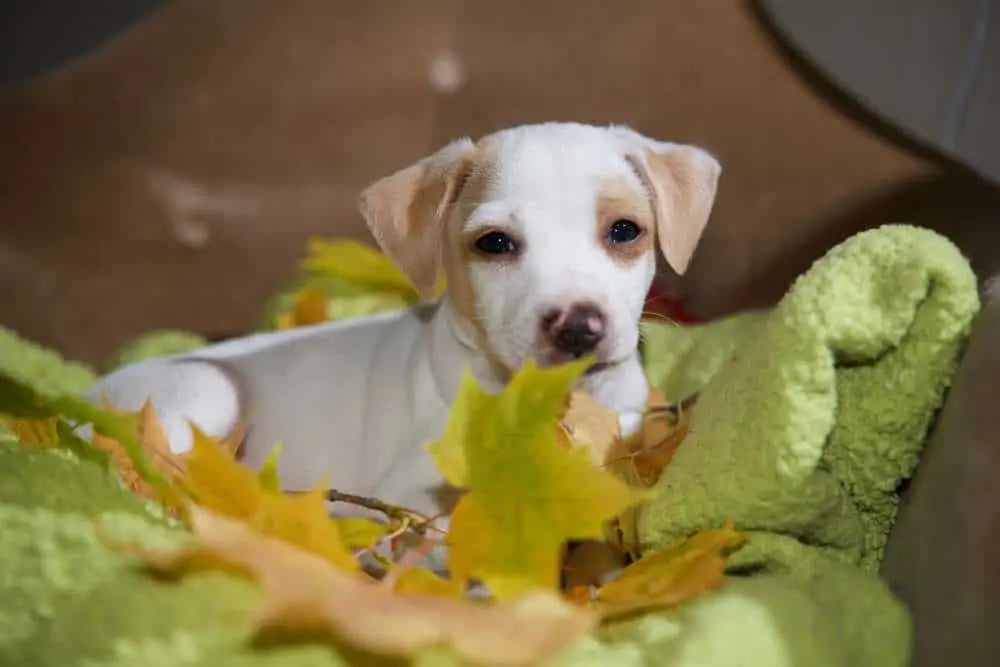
[543,304,607,357]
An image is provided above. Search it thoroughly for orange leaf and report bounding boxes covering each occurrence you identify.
[590,524,745,619]
[177,427,358,572]
[8,417,60,447]
[275,285,329,330]
[609,388,693,486]
[177,426,263,519]
[558,390,621,467]
[126,507,597,667]
[91,399,186,506]
[604,389,697,557]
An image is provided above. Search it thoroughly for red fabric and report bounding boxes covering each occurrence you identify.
[642,283,701,324]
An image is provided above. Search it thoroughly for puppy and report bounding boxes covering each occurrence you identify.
[86,122,720,520]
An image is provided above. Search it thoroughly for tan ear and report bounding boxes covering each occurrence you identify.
[613,127,721,275]
[358,138,477,297]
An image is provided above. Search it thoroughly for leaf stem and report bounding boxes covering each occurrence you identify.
[326,489,446,535]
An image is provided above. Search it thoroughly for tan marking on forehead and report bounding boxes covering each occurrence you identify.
[440,137,514,380]
[596,176,655,265]
[447,139,515,265]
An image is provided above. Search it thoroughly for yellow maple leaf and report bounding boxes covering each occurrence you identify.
[427,359,651,600]
[176,426,358,572]
[256,444,283,493]
[125,507,597,667]
[253,489,359,572]
[300,238,446,300]
[591,524,745,619]
[274,285,329,330]
[391,566,465,598]
[178,426,264,518]
[335,516,392,551]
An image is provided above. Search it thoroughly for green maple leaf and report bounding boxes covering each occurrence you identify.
[427,358,651,600]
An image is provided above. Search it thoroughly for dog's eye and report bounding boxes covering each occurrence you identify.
[606,219,642,244]
[473,231,518,255]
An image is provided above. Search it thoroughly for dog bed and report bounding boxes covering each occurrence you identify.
[0,224,979,667]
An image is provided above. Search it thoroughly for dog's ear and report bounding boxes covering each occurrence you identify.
[613,127,721,275]
[359,138,477,298]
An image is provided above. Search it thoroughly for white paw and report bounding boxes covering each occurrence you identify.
[618,411,643,439]
[85,360,242,454]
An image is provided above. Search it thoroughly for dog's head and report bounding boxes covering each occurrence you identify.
[359,122,720,379]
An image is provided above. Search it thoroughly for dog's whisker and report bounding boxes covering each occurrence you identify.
[641,310,680,325]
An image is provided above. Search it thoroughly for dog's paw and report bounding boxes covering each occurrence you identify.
[618,410,643,439]
[86,360,242,454]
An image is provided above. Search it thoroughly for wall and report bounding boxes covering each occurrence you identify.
[3,0,990,364]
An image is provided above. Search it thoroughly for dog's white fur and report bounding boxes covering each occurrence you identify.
[86,122,720,519]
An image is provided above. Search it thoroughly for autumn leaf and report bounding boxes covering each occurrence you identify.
[176,426,359,572]
[605,389,697,557]
[125,506,597,667]
[178,426,264,518]
[256,444,283,493]
[8,416,60,447]
[300,238,445,300]
[391,566,465,598]
[590,524,745,619]
[335,516,392,551]
[600,388,693,486]
[558,390,621,467]
[427,359,651,600]
[270,239,447,329]
[253,488,360,572]
[274,285,329,330]
[0,373,171,497]
[90,399,187,505]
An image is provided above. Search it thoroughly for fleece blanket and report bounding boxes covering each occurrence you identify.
[0,224,980,667]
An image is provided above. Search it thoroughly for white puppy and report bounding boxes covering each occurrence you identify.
[87,122,720,519]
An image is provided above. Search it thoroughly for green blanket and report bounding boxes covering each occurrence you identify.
[0,225,980,667]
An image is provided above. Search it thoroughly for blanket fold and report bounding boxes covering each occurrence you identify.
[629,224,979,666]
[0,224,980,667]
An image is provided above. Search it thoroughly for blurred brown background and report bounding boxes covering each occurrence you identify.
[2,0,998,365]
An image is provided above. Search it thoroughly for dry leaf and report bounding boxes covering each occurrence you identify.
[391,566,465,598]
[177,427,359,572]
[178,426,265,518]
[0,374,175,499]
[558,390,621,466]
[128,507,597,667]
[301,238,445,300]
[335,516,392,551]
[274,285,329,330]
[91,399,186,504]
[427,358,651,600]
[605,388,692,487]
[605,388,696,557]
[591,524,745,619]
[631,388,694,484]
[256,444,283,493]
[8,416,60,447]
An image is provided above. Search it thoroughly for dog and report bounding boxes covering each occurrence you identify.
[86,122,721,521]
